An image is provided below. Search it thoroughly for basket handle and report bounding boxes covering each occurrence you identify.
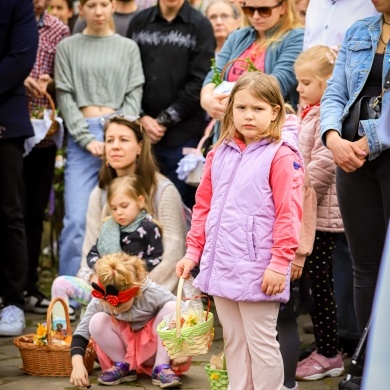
[195,119,216,153]
[220,58,250,81]
[46,297,72,347]
[175,277,211,339]
[43,90,56,123]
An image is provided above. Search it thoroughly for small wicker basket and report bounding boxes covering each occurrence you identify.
[14,298,96,377]
[157,277,214,359]
[44,91,59,136]
[205,364,229,390]
[29,91,59,136]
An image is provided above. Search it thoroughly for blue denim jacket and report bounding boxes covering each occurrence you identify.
[203,26,304,106]
[320,14,390,160]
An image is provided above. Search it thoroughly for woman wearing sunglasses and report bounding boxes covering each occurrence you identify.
[54,0,145,278]
[201,0,303,122]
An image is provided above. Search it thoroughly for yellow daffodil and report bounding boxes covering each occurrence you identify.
[33,322,48,346]
[36,322,47,337]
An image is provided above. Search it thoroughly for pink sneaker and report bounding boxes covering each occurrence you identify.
[295,350,344,381]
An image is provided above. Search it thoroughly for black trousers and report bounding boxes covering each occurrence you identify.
[336,149,390,334]
[0,138,28,309]
[23,144,57,293]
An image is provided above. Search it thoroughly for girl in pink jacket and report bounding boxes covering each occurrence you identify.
[294,45,345,381]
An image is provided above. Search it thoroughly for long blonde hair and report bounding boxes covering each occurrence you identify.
[244,0,303,49]
[215,71,285,147]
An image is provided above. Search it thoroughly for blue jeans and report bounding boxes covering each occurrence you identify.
[59,117,105,276]
[153,137,199,209]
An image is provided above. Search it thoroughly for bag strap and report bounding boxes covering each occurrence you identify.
[373,68,390,109]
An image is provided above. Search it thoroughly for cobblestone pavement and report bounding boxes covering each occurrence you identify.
[0,307,350,389]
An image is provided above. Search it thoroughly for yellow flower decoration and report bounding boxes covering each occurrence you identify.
[36,322,47,337]
[210,373,220,380]
[33,322,48,346]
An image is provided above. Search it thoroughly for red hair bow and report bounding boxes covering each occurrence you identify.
[91,280,139,306]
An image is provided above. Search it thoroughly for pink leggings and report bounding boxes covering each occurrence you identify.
[89,301,176,369]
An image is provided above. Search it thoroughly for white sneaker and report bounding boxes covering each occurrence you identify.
[0,305,26,336]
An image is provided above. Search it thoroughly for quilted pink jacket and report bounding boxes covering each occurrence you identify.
[298,104,343,232]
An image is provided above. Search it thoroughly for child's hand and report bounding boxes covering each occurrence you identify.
[176,258,196,279]
[70,356,90,388]
[261,269,286,296]
[291,263,303,281]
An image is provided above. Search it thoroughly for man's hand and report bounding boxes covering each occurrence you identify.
[140,116,166,144]
[24,76,43,98]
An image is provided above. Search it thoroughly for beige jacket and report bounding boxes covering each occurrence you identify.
[298,104,343,233]
[78,174,186,292]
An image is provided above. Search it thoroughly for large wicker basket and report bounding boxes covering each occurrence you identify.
[157,277,214,359]
[14,298,96,377]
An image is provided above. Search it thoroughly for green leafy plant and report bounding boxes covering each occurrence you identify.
[211,58,223,86]
[210,57,260,87]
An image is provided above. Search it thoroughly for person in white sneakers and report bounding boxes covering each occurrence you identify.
[0,0,38,336]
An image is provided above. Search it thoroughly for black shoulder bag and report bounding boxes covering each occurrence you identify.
[342,68,390,141]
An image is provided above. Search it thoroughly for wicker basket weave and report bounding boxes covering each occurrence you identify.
[157,277,214,359]
[43,91,59,136]
[14,298,96,377]
[205,364,229,390]
[29,91,59,136]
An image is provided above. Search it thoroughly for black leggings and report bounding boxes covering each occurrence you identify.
[305,231,339,357]
[336,150,390,334]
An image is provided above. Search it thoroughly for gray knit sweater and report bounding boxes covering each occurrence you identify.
[54,33,144,148]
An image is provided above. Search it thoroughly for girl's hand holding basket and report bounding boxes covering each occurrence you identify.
[176,257,197,279]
